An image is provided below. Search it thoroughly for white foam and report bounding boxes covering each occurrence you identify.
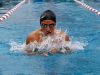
[9,40,87,53]
[9,29,88,53]
[71,41,87,51]
[9,40,25,52]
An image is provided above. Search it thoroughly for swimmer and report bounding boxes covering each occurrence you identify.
[25,10,70,56]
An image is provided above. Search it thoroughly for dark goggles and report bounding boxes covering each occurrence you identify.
[41,24,55,28]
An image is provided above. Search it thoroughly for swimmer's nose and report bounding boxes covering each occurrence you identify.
[46,27,51,31]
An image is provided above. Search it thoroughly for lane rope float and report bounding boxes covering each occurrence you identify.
[0,0,26,22]
[74,0,100,15]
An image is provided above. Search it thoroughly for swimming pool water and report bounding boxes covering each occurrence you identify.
[0,0,100,75]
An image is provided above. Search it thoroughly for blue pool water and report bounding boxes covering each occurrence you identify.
[0,0,100,75]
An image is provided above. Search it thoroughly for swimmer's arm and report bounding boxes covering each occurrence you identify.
[25,47,48,56]
[49,48,59,54]
[25,46,38,55]
[65,34,71,52]
[49,33,71,54]
[49,34,71,54]
[60,30,70,41]
[49,47,71,54]
[25,35,36,55]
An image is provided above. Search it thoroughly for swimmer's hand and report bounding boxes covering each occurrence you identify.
[25,48,49,56]
[49,48,59,54]
[49,47,71,54]
[42,52,49,57]
[25,48,38,55]
[63,46,71,53]
[25,50,34,55]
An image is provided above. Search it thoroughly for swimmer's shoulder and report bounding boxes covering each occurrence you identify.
[26,29,41,44]
[57,29,70,41]
[28,29,41,36]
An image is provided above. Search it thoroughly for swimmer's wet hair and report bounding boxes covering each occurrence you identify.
[40,10,56,23]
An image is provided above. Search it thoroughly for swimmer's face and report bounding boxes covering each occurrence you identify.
[40,20,56,36]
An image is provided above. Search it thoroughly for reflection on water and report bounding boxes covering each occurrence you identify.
[33,0,74,3]
[0,0,22,15]
[0,0,74,15]
[0,0,99,16]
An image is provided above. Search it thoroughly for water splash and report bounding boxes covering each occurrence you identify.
[9,40,25,52]
[9,40,87,53]
[9,29,88,53]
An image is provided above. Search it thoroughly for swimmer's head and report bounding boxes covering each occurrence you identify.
[40,10,56,24]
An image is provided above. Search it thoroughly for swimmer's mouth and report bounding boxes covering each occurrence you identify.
[46,32,51,36]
